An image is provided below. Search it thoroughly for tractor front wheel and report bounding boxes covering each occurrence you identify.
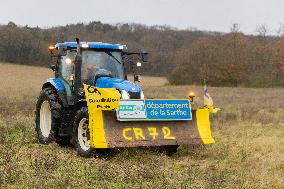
[73,107,93,158]
[73,107,112,158]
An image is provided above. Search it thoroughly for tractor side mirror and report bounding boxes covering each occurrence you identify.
[141,52,149,62]
[134,74,141,82]
[50,65,56,71]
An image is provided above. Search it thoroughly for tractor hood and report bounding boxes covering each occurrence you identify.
[95,77,142,93]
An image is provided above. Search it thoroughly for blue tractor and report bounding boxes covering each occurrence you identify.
[35,38,148,157]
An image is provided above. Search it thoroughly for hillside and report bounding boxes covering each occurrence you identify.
[1,21,284,87]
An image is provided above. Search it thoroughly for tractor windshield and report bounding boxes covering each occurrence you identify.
[81,50,124,85]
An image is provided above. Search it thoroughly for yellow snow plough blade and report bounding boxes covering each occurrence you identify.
[84,85,215,149]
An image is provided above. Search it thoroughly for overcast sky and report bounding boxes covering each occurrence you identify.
[1,0,284,34]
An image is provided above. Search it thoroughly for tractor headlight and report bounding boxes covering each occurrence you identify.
[121,90,130,99]
[140,91,145,99]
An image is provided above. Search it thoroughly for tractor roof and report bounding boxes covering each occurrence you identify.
[55,42,127,50]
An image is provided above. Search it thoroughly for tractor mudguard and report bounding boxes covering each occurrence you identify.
[42,78,69,107]
[84,85,215,149]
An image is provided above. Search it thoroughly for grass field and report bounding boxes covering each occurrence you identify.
[1,62,284,188]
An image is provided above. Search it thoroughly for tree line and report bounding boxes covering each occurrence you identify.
[1,21,284,87]
[170,25,284,87]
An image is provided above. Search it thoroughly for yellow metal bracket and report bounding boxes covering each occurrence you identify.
[196,108,215,144]
[84,84,121,148]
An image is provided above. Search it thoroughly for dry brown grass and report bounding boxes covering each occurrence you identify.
[0,62,284,188]
[127,74,168,87]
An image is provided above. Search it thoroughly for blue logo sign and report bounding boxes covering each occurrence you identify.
[145,100,191,120]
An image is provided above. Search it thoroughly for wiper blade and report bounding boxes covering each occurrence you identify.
[105,51,122,64]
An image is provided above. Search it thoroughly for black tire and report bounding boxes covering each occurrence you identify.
[159,145,179,156]
[73,107,94,158]
[35,87,70,146]
[73,107,112,158]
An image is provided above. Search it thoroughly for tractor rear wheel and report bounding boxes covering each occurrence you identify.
[35,88,70,146]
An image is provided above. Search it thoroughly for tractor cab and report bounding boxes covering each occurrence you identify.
[48,41,148,106]
[54,42,126,84]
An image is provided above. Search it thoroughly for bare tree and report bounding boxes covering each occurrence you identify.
[277,23,284,37]
[230,23,241,33]
[256,24,269,37]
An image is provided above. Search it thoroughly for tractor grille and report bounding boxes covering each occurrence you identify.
[129,92,141,99]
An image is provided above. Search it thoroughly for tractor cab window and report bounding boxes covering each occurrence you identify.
[60,51,76,83]
[81,50,124,85]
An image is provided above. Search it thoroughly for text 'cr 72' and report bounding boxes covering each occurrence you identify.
[122,126,176,141]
